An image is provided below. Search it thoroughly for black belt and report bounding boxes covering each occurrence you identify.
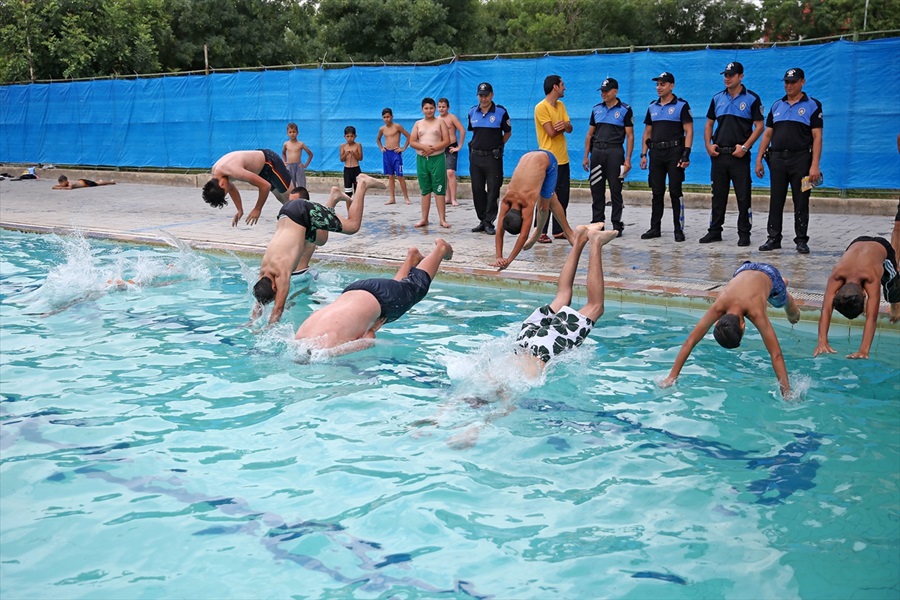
[592,141,619,150]
[471,148,500,156]
[768,147,811,158]
[716,146,737,154]
[649,139,682,149]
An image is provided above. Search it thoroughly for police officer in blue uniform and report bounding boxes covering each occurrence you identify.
[755,68,823,254]
[702,62,765,247]
[468,82,512,235]
[640,72,693,242]
[582,77,634,236]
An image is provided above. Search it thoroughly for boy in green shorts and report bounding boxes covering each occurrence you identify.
[410,97,451,228]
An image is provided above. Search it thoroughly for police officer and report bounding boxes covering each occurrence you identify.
[755,68,823,254]
[702,61,765,247]
[582,77,634,236]
[640,72,693,242]
[468,82,512,235]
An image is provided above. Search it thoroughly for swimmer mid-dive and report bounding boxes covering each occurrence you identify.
[660,261,801,398]
[493,150,577,270]
[252,174,385,325]
[293,238,453,357]
[202,149,294,226]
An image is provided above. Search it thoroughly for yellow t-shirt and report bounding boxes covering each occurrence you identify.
[534,99,570,165]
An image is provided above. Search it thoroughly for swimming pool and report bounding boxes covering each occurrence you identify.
[1,230,898,599]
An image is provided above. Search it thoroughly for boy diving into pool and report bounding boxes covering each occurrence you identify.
[252,174,385,325]
[493,150,577,271]
[512,223,618,375]
[660,261,801,398]
[814,235,900,359]
[294,238,454,356]
[202,149,294,226]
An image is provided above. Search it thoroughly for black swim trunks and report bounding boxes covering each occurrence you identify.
[277,199,344,243]
[342,267,433,323]
[79,179,98,187]
[259,148,291,194]
[848,236,900,303]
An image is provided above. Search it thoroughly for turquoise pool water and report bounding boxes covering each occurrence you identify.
[1,230,898,599]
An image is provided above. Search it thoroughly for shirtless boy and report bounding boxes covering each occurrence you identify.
[814,236,900,359]
[661,261,801,398]
[339,125,363,195]
[53,175,116,189]
[438,98,466,207]
[410,97,451,228]
[282,123,314,189]
[252,174,385,324]
[494,150,576,270]
[202,150,292,226]
[376,108,411,205]
[294,238,454,357]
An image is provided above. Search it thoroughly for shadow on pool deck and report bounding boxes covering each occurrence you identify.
[1,172,898,329]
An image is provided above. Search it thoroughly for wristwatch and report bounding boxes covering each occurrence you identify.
[740,145,749,152]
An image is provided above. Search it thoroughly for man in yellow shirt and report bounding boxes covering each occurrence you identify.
[534,75,573,243]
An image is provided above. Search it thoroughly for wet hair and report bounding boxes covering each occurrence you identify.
[202,178,227,208]
[544,74,562,95]
[344,125,356,135]
[290,186,310,200]
[438,97,450,107]
[713,314,743,349]
[833,282,865,319]
[57,175,68,183]
[422,97,435,108]
[382,107,393,116]
[253,277,276,305]
[503,208,523,235]
[287,122,298,132]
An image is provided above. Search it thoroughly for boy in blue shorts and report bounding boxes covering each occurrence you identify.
[493,150,576,270]
[661,261,801,398]
[410,97,451,228]
[376,107,411,205]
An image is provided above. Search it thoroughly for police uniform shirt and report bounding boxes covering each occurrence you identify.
[766,93,823,151]
[590,100,634,146]
[706,85,764,147]
[643,96,692,143]
[468,102,512,151]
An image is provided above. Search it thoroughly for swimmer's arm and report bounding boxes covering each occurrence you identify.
[454,116,466,148]
[409,122,426,153]
[224,181,244,227]
[849,279,881,359]
[814,276,841,356]
[302,144,313,168]
[328,337,376,357]
[754,316,791,398]
[398,125,411,151]
[435,119,451,152]
[339,144,348,161]
[281,142,288,162]
[504,205,536,269]
[228,168,271,226]
[376,128,385,151]
[661,310,718,387]
[268,273,292,325]
[494,202,509,268]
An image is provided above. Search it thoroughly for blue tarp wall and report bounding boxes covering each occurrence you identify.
[2,38,899,189]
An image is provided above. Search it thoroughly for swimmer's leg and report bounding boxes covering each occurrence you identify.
[339,173,386,234]
[326,186,351,211]
[411,238,453,280]
[549,224,592,312]
[579,225,617,322]
[548,192,576,245]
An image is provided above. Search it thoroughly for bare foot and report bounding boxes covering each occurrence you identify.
[435,238,454,260]
[415,220,428,228]
[328,186,351,208]
[440,220,452,229]
[574,224,592,243]
[451,201,460,207]
[890,303,900,323]
[407,247,425,266]
[405,198,412,205]
[587,224,618,246]
[356,173,386,189]
[385,199,396,205]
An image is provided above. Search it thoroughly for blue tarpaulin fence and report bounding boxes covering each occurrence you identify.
[2,38,899,189]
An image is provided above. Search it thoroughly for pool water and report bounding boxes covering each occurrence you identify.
[1,230,898,599]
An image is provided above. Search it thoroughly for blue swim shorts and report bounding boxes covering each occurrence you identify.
[382,150,404,177]
[538,150,559,200]
[733,262,787,308]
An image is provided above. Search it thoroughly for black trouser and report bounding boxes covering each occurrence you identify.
[766,151,811,244]
[589,146,625,228]
[469,151,503,225]
[648,146,684,232]
[540,162,570,235]
[708,153,752,236]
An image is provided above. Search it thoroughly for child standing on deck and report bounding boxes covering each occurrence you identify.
[376,107,411,205]
[339,126,363,195]
[282,122,314,189]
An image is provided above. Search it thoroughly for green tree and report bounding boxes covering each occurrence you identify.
[762,0,900,41]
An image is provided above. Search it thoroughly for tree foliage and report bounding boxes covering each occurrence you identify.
[0,0,897,82]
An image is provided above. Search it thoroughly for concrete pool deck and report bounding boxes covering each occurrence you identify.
[1,170,898,327]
